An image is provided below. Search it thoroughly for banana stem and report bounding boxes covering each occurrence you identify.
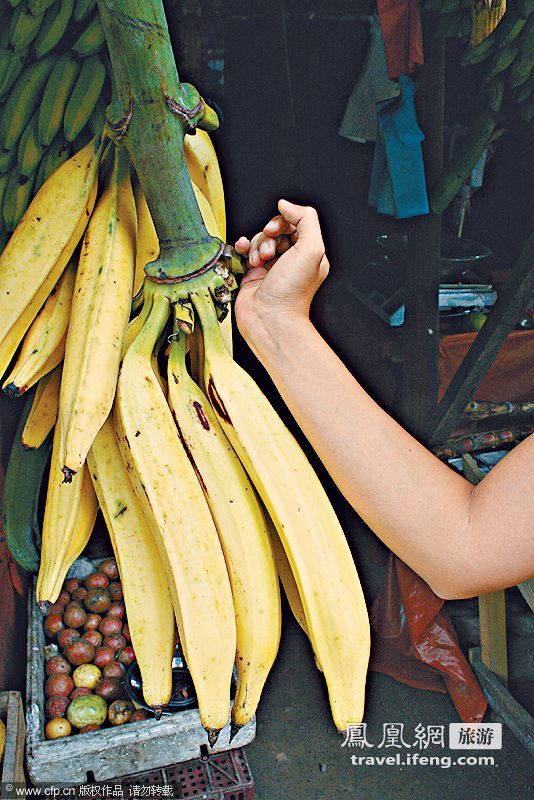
[96,1,222,282]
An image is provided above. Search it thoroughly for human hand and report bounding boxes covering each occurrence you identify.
[234,199,329,346]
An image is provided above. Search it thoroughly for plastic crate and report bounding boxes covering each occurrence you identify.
[96,747,255,799]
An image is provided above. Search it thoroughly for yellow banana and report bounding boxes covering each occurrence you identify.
[59,146,136,480]
[167,329,280,732]
[193,290,370,731]
[184,129,226,239]
[37,422,98,607]
[114,289,236,743]
[21,365,61,450]
[133,180,158,297]
[88,417,175,711]
[267,518,309,638]
[3,261,75,396]
[0,137,102,380]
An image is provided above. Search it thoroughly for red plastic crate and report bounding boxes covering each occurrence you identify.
[96,747,255,800]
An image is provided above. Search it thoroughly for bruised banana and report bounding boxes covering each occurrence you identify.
[0,137,102,380]
[193,290,370,731]
[184,129,226,240]
[59,145,136,480]
[114,290,236,743]
[167,329,281,733]
[3,261,75,396]
[21,365,61,449]
[88,417,175,711]
[36,422,98,607]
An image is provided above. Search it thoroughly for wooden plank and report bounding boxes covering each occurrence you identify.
[470,647,534,755]
[0,691,26,786]
[430,232,534,446]
[461,453,484,485]
[401,34,445,441]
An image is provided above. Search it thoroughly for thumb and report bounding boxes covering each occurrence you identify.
[277,199,325,257]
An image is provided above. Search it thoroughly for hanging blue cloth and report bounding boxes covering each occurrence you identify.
[368,74,429,219]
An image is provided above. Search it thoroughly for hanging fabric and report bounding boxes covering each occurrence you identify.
[368,74,429,219]
[376,0,424,81]
[339,14,400,144]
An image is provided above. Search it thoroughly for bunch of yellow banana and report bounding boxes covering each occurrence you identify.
[1,116,369,743]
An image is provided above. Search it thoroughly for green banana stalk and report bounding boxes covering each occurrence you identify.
[3,170,35,230]
[8,3,45,50]
[63,55,105,142]
[18,109,46,176]
[33,0,73,58]
[1,390,52,573]
[72,11,105,55]
[39,53,79,145]
[1,55,55,150]
[73,0,95,22]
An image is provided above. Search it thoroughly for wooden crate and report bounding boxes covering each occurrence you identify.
[0,691,26,787]
[26,587,255,785]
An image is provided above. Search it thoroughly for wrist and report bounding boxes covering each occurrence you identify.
[241,310,314,366]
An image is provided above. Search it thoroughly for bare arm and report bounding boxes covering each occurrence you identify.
[234,200,534,599]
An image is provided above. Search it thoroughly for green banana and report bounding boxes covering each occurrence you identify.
[514,79,534,103]
[39,54,79,145]
[88,94,106,137]
[518,0,534,17]
[0,38,28,101]
[485,42,519,81]
[7,0,25,6]
[462,34,498,66]
[73,0,95,22]
[509,55,534,88]
[518,15,534,61]
[1,56,55,150]
[0,171,10,213]
[9,3,45,50]
[18,110,46,176]
[33,134,71,191]
[1,390,52,573]
[485,78,505,113]
[33,0,73,58]
[0,147,17,175]
[520,99,534,122]
[28,0,59,12]
[63,55,105,142]
[497,15,528,49]
[71,11,105,55]
[3,170,35,230]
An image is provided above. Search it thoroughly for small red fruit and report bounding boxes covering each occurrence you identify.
[107,602,125,620]
[63,602,87,629]
[108,582,123,601]
[45,656,71,677]
[95,678,121,700]
[99,617,122,637]
[57,590,71,606]
[122,624,131,642]
[92,646,115,669]
[108,700,133,725]
[64,579,80,594]
[48,602,66,616]
[83,613,102,631]
[72,587,88,603]
[46,696,70,719]
[84,572,109,590]
[104,634,126,653]
[99,560,119,580]
[103,662,125,679]
[82,630,102,649]
[80,724,100,733]
[84,588,111,614]
[43,613,65,639]
[57,628,80,649]
[70,687,92,701]
[117,646,135,667]
[45,674,74,698]
[64,639,95,666]
[129,709,148,723]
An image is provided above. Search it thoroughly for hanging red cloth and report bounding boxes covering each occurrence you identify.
[370,554,488,723]
[377,0,424,80]
[0,463,25,690]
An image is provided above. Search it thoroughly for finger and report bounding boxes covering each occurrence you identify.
[235,236,251,256]
[263,214,296,238]
[277,199,325,258]
[259,237,277,260]
[240,265,268,286]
